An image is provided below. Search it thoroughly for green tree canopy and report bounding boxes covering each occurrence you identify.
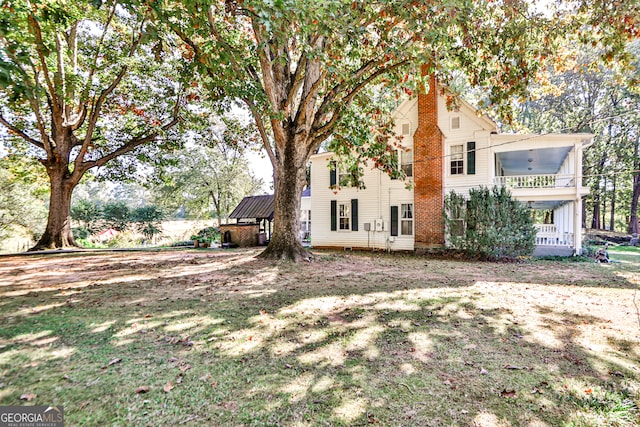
[151,115,265,224]
[152,0,639,261]
[0,0,187,250]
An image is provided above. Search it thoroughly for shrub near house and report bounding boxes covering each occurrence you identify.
[444,186,536,259]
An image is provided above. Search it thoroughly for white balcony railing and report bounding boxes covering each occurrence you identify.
[493,174,576,189]
[534,224,574,246]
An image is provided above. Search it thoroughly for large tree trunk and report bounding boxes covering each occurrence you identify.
[30,163,78,251]
[258,138,311,262]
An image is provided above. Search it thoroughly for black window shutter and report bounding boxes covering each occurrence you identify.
[329,165,337,186]
[351,199,358,231]
[330,200,337,231]
[467,141,476,175]
[390,206,399,236]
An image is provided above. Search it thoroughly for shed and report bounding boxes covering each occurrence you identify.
[221,195,274,247]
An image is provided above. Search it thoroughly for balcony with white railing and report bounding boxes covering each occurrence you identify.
[493,174,576,189]
[534,224,574,247]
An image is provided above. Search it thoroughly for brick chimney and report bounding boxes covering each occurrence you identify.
[413,66,444,249]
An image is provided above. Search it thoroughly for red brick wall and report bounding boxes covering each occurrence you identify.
[413,68,445,248]
[220,224,259,247]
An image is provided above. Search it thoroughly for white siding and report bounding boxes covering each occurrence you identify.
[439,96,495,197]
[310,155,414,251]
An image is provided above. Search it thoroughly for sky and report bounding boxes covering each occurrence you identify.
[247,149,274,194]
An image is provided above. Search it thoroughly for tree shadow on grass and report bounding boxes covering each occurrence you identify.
[0,249,638,426]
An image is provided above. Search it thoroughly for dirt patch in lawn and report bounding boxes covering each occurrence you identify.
[0,248,639,426]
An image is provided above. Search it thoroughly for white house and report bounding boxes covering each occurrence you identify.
[309,75,593,256]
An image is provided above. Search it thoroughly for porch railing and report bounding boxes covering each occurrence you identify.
[493,174,576,189]
[534,224,573,246]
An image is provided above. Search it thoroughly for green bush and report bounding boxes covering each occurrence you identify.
[101,202,131,231]
[131,206,165,242]
[444,186,536,259]
[194,226,220,243]
[71,199,103,233]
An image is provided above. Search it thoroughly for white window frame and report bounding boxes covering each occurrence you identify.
[401,203,413,236]
[400,149,413,177]
[338,168,350,187]
[338,202,350,231]
[300,209,311,233]
[450,144,464,175]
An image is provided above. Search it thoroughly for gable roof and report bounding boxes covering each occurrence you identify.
[229,195,274,220]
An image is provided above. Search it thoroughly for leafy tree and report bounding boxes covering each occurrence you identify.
[70,198,102,233]
[151,116,264,224]
[131,205,164,242]
[101,201,130,232]
[444,186,536,259]
[0,0,185,250]
[154,0,639,261]
[0,153,47,242]
[515,45,640,233]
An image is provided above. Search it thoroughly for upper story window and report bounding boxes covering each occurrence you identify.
[400,149,413,177]
[338,169,350,186]
[451,144,464,175]
[401,122,411,135]
[330,162,352,187]
[451,116,461,130]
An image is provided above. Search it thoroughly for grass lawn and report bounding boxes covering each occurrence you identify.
[0,247,639,426]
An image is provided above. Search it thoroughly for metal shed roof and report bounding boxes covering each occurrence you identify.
[229,195,274,220]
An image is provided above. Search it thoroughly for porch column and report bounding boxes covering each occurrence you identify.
[573,141,583,254]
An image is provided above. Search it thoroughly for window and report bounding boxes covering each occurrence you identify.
[339,203,350,230]
[300,210,311,233]
[401,122,411,135]
[401,203,413,235]
[400,149,413,177]
[467,141,476,175]
[329,162,351,187]
[451,116,461,130]
[450,144,464,175]
[338,169,350,187]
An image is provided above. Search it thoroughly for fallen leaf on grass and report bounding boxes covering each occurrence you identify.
[500,389,516,398]
[480,368,488,375]
[102,358,122,369]
[504,365,532,370]
[179,364,191,372]
[584,388,593,394]
[199,373,212,382]
[79,401,89,410]
[20,393,36,401]
[163,382,174,393]
[135,386,150,394]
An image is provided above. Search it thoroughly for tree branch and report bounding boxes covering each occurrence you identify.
[312,59,409,149]
[0,115,44,149]
[76,20,145,171]
[75,0,118,128]
[244,97,277,169]
[78,95,181,175]
[27,8,61,119]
